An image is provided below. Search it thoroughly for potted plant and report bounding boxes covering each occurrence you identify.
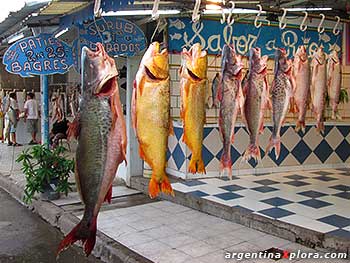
[325,88,349,120]
[16,144,75,203]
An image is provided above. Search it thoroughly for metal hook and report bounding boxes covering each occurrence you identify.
[300,11,308,32]
[94,0,101,18]
[220,0,226,24]
[151,0,160,20]
[318,14,325,34]
[226,1,235,26]
[333,16,340,36]
[192,0,201,23]
[254,4,262,28]
[279,8,287,29]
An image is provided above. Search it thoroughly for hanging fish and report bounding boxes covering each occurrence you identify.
[242,47,269,162]
[132,42,174,198]
[293,45,310,133]
[212,72,220,108]
[217,44,244,178]
[180,43,207,174]
[57,43,127,256]
[311,47,327,133]
[327,50,342,120]
[266,48,294,159]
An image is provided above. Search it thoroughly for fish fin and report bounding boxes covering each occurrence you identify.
[148,177,160,199]
[220,152,232,180]
[266,136,281,160]
[188,157,206,174]
[132,80,137,135]
[104,185,113,204]
[289,97,297,113]
[295,120,305,133]
[169,119,174,136]
[57,216,97,257]
[67,117,80,140]
[243,144,261,162]
[139,144,146,161]
[316,121,325,134]
[161,176,174,197]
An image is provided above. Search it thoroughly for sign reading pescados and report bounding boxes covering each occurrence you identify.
[3,34,74,77]
[78,17,146,57]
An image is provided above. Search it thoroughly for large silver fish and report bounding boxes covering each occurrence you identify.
[293,45,310,133]
[57,43,127,256]
[218,44,243,178]
[267,48,294,159]
[242,47,269,161]
[327,50,342,120]
[311,47,327,133]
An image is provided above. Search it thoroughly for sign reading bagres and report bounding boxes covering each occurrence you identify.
[168,18,342,57]
[3,34,75,77]
[3,18,147,77]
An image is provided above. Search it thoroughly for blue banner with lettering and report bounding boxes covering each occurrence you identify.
[3,34,74,77]
[78,17,146,57]
[168,18,342,57]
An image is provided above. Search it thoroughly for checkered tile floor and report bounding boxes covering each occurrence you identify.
[171,168,350,239]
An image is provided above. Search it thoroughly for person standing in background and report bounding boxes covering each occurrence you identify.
[24,92,39,145]
[4,92,21,146]
[0,96,4,143]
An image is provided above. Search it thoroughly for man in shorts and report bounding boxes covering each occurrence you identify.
[24,92,39,145]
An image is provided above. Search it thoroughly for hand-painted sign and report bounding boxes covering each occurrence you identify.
[78,17,146,57]
[3,34,74,77]
[168,18,342,57]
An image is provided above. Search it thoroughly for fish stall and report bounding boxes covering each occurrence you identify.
[160,16,350,180]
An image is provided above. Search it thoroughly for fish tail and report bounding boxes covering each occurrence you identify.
[188,157,206,174]
[161,176,174,197]
[316,121,325,134]
[243,144,261,162]
[148,177,160,199]
[266,136,281,160]
[295,120,305,133]
[220,153,232,179]
[57,215,97,257]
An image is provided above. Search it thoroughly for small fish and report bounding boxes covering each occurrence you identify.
[132,42,174,198]
[266,48,294,159]
[57,43,127,256]
[311,47,327,133]
[217,44,243,178]
[293,45,310,133]
[211,73,220,108]
[169,18,186,30]
[170,33,182,41]
[180,43,207,174]
[327,50,342,120]
[242,47,269,162]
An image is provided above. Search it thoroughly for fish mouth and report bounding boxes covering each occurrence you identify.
[144,65,168,81]
[95,75,117,97]
[187,67,203,81]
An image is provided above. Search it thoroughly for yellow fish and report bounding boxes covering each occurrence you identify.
[132,42,174,198]
[180,43,208,174]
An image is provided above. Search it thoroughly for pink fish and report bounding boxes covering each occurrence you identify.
[242,47,269,161]
[311,47,327,133]
[327,50,342,120]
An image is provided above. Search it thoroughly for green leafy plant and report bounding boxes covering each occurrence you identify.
[325,88,349,106]
[16,144,75,204]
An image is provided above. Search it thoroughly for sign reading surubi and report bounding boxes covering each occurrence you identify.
[168,18,342,57]
[3,34,74,77]
[78,17,146,57]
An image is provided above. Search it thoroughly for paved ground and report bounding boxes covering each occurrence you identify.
[0,188,103,263]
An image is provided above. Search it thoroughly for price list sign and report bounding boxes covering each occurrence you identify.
[3,34,74,77]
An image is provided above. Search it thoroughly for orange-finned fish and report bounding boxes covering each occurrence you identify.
[57,43,127,256]
[266,48,294,159]
[327,50,342,120]
[293,45,310,133]
[217,44,243,178]
[132,42,174,199]
[180,43,208,174]
[242,47,269,162]
[311,47,326,133]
